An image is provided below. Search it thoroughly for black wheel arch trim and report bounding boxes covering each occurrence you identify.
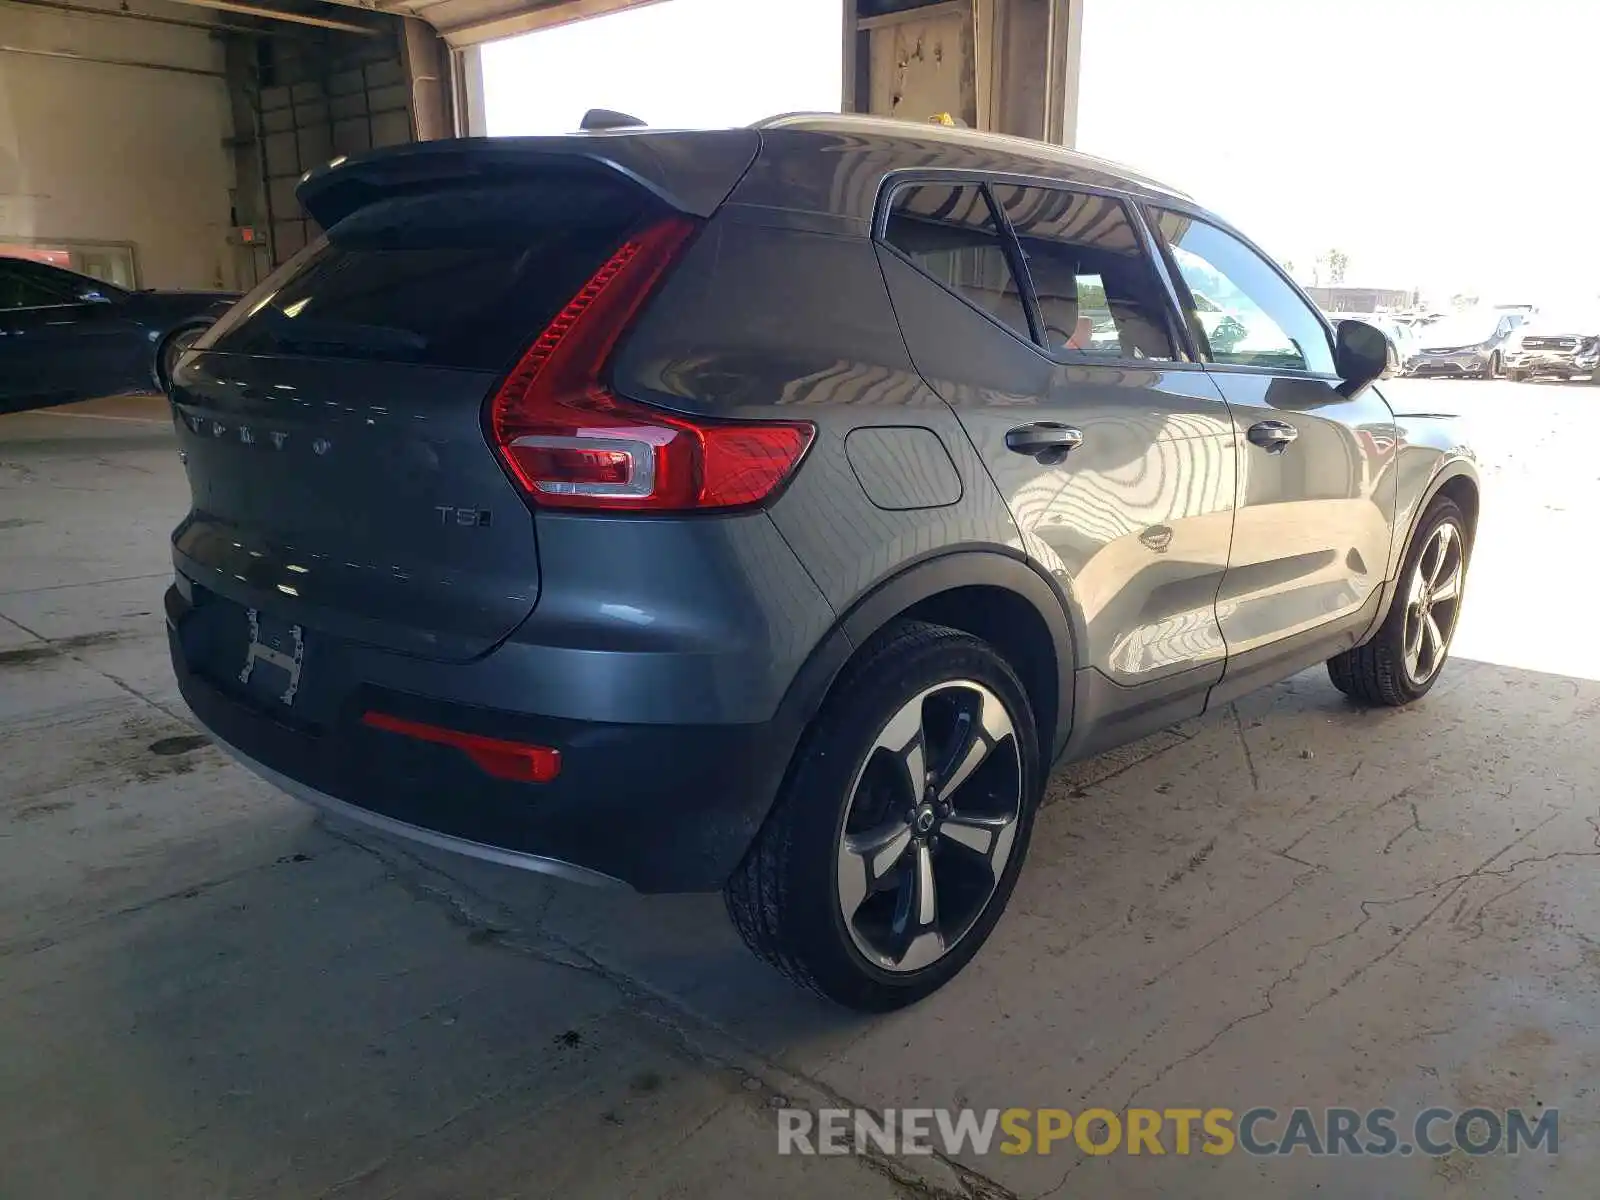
[771,547,1081,767]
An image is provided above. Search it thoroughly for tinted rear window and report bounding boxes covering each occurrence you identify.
[211,176,653,369]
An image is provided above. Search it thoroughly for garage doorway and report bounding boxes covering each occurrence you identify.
[479,0,842,136]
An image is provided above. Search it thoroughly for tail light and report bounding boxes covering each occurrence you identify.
[362,711,561,783]
[488,215,813,512]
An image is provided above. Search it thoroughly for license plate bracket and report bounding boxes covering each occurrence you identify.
[239,607,305,706]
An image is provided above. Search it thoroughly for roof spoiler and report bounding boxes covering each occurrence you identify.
[296,130,760,229]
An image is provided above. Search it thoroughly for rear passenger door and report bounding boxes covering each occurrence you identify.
[0,261,79,409]
[1146,208,1397,697]
[875,178,1237,748]
[0,261,139,409]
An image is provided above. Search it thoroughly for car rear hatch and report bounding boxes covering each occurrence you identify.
[169,130,760,663]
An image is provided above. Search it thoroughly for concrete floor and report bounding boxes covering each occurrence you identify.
[2,381,1596,1199]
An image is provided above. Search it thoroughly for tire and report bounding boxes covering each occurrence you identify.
[154,325,206,392]
[1487,352,1502,379]
[1327,496,1469,706]
[725,619,1042,1011]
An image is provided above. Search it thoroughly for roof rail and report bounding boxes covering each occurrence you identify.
[750,112,1189,200]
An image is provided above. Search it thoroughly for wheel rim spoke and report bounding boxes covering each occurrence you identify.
[1423,612,1444,669]
[898,932,946,972]
[933,689,1014,804]
[914,840,937,926]
[892,842,945,970]
[1404,605,1426,675]
[1428,524,1454,585]
[1431,564,1462,604]
[837,819,913,920]
[872,698,928,803]
[940,813,1019,878]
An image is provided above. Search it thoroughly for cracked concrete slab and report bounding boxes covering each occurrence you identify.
[3,383,1598,1199]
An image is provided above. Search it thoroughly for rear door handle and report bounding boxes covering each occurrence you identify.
[1247,420,1298,453]
[1005,422,1084,464]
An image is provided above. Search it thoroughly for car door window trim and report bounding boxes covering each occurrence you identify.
[876,171,1195,369]
[876,182,1042,355]
[1126,202,1202,363]
[982,182,1047,347]
[0,265,80,312]
[993,184,1184,366]
[1142,202,1340,379]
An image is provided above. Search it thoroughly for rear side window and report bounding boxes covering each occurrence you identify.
[883,184,1032,343]
[210,175,653,369]
[991,185,1177,361]
[0,262,74,310]
[1152,210,1335,374]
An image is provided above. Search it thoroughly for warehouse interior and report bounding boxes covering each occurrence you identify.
[0,0,1080,289]
[7,2,1600,1197]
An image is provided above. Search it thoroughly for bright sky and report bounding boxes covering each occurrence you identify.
[1077,0,1600,305]
[483,0,1599,306]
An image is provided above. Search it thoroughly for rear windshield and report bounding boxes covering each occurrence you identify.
[208,175,653,370]
[1421,316,1499,345]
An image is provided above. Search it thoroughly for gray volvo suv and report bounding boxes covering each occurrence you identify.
[166,115,1478,1010]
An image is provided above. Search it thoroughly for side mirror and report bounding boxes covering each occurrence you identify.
[1334,319,1389,394]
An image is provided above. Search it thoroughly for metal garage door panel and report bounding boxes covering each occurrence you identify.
[313,0,668,47]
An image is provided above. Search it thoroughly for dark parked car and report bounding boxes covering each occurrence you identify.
[0,257,235,412]
[1403,309,1522,378]
[165,116,1479,1010]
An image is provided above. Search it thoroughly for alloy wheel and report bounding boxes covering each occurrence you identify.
[1403,520,1465,685]
[836,680,1022,973]
[159,328,204,391]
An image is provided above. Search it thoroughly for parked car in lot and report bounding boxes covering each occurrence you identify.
[165,115,1479,1010]
[1403,309,1523,378]
[1502,309,1600,381]
[0,256,235,412]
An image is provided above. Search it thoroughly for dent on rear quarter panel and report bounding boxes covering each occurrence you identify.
[609,206,1021,616]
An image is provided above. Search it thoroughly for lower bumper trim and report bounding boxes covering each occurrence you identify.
[212,734,630,889]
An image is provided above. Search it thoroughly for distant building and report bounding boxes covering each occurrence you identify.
[1304,286,1415,313]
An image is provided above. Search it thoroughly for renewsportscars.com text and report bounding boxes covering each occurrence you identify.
[777,1106,1558,1158]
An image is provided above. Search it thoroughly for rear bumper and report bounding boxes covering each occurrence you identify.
[168,584,797,893]
[212,734,628,887]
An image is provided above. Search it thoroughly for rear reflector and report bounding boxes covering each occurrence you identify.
[362,711,561,783]
[488,215,813,511]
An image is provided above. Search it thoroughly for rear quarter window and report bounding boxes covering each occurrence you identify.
[882,183,1034,343]
[210,176,653,370]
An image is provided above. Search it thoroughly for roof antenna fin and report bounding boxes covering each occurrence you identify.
[580,108,647,131]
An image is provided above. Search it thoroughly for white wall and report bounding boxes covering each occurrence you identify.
[0,1,235,289]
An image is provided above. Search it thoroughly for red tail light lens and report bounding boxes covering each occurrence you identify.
[362,711,561,783]
[488,215,813,512]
